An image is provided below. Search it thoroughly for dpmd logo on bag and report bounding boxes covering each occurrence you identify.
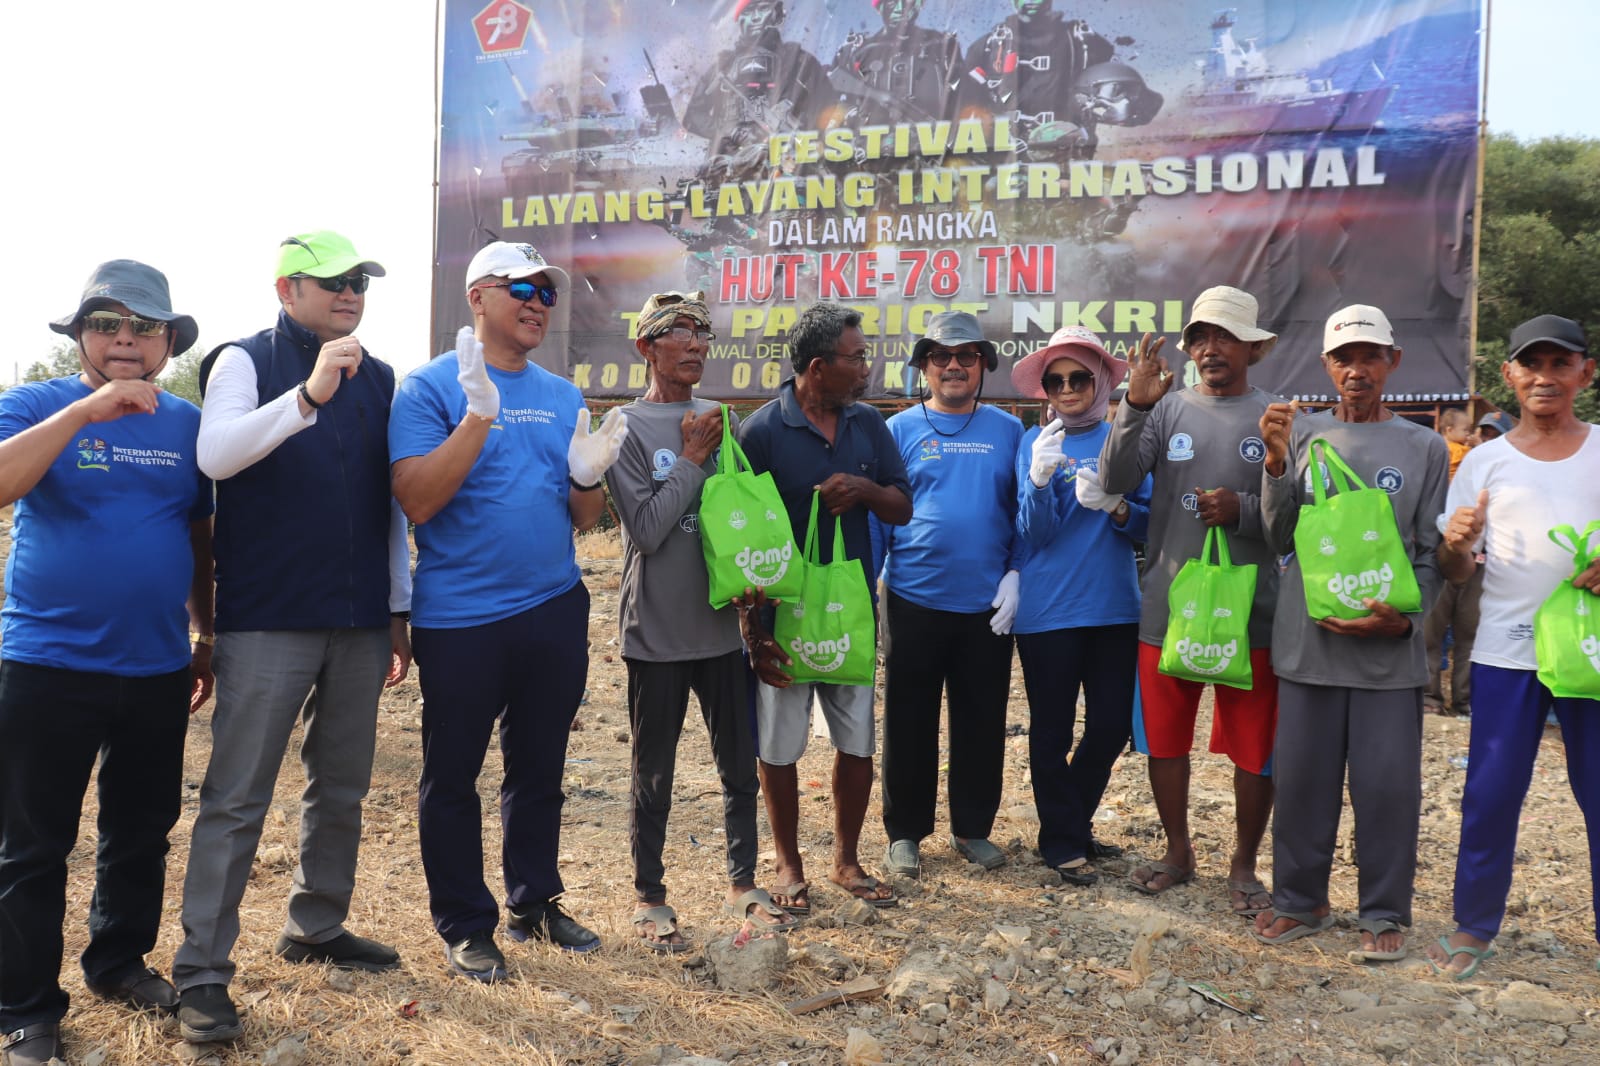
[734,541,793,587]
[788,619,854,673]
[1325,562,1396,610]
[1583,633,1600,675]
[1173,636,1240,677]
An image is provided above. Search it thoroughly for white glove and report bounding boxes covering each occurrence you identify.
[990,569,1020,635]
[568,406,629,486]
[455,326,499,419]
[1029,418,1067,488]
[1074,466,1124,513]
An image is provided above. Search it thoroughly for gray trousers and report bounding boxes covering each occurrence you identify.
[1270,678,1423,926]
[174,628,389,989]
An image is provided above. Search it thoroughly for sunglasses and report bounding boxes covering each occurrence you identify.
[81,310,168,338]
[292,272,370,295]
[926,349,980,368]
[1043,370,1095,394]
[480,280,558,307]
[653,325,716,343]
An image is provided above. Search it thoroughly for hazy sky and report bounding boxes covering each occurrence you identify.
[7,0,1593,383]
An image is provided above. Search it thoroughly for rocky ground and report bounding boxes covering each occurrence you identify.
[42,534,1600,1065]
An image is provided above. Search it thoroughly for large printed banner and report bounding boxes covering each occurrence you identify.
[435,0,1481,400]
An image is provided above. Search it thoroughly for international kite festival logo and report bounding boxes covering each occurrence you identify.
[77,438,109,471]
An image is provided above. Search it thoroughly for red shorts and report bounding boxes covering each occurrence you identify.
[1134,641,1278,775]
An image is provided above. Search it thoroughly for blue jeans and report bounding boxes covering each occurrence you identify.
[0,660,190,1030]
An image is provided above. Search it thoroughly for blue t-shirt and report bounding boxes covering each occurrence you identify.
[876,404,1023,613]
[1013,421,1151,634]
[389,353,583,628]
[0,376,211,675]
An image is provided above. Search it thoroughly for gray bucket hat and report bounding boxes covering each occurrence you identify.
[50,260,198,354]
[910,310,997,371]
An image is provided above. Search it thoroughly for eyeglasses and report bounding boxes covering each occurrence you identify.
[832,352,869,367]
[479,280,558,307]
[291,272,370,295]
[80,311,168,338]
[1042,370,1095,394]
[926,348,980,368]
[652,325,716,343]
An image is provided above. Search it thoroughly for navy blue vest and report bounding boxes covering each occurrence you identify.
[200,311,396,631]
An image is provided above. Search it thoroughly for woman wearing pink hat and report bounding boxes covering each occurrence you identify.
[1009,326,1151,885]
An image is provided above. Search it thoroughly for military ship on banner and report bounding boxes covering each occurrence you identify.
[1182,9,1395,136]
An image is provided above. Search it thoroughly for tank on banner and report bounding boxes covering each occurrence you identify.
[435,0,1481,401]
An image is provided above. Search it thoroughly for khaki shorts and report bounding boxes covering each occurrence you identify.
[755,680,876,765]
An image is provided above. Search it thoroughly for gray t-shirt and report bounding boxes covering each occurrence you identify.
[1100,386,1282,647]
[1261,411,1449,689]
[605,397,742,662]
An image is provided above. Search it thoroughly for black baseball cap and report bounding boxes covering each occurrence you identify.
[1507,314,1587,362]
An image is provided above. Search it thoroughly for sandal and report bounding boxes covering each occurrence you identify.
[1227,878,1272,917]
[1348,918,1408,963]
[1429,935,1495,980]
[1127,860,1194,895]
[723,888,800,932]
[770,881,810,917]
[631,904,691,954]
[831,874,898,908]
[1251,909,1334,945]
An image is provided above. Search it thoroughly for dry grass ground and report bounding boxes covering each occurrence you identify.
[32,529,1600,1065]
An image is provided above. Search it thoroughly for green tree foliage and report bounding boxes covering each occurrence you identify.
[1477,134,1600,422]
[14,340,204,405]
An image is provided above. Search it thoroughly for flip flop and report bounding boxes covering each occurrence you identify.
[1347,918,1408,963]
[770,881,810,917]
[1429,935,1495,980]
[832,874,898,908]
[1227,878,1272,917]
[1127,860,1195,896]
[1250,909,1335,945]
[723,888,801,932]
[631,904,691,954]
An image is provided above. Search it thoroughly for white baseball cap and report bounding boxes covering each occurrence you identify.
[464,242,571,294]
[1322,304,1395,353]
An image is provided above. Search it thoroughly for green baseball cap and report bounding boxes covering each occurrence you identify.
[275,230,386,280]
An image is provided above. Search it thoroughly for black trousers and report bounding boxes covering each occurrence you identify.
[0,660,190,1030]
[625,651,759,902]
[1016,624,1137,867]
[412,584,590,944]
[881,592,1014,843]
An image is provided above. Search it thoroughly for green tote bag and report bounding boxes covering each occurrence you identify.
[698,405,803,607]
[1535,521,1600,699]
[1293,438,1421,620]
[1158,525,1256,690]
[772,491,876,687]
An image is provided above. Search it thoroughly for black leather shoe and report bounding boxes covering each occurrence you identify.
[1,1022,63,1066]
[177,983,243,1044]
[86,964,178,1015]
[447,931,507,983]
[273,931,400,973]
[506,899,601,953]
[1088,838,1125,860]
